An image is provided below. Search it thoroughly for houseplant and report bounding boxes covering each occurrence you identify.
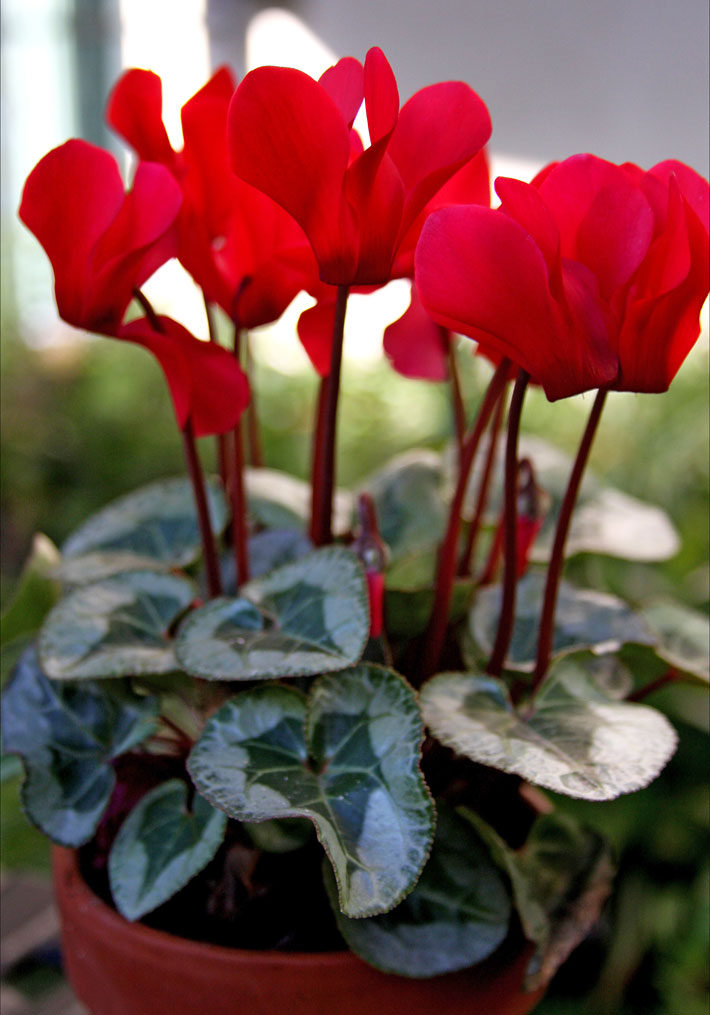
[3,45,709,1015]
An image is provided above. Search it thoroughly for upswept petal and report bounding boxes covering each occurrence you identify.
[495,176,561,275]
[384,284,449,380]
[319,57,364,127]
[19,140,126,326]
[87,162,182,326]
[536,155,654,298]
[632,174,690,298]
[650,160,709,234]
[363,47,399,144]
[616,200,710,392]
[348,153,405,284]
[119,316,249,436]
[106,69,176,168]
[389,81,492,238]
[228,65,357,284]
[181,67,237,236]
[416,205,615,400]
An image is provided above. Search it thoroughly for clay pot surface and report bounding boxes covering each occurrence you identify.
[53,846,544,1015]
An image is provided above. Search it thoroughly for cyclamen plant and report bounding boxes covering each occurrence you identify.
[3,46,709,991]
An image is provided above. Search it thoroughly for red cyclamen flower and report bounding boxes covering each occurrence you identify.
[416,153,709,400]
[107,67,319,330]
[228,47,492,287]
[19,139,248,436]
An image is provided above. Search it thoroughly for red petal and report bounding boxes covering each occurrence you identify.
[347,152,405,284]
[106,69,176,167]
[363,47,399,144]
[537,155,654,298]
[19,140,125,325]
[495,177,560,274]
[416,205,616,400]
[319,57,364,127]
[228,66,357,284]
[181,67,237,236]
[384,284,449,380]
[87,162,182,328]
[650,160,709,235]
[120,316,249,436]
[297,298,337,375]
[389,81,492,238]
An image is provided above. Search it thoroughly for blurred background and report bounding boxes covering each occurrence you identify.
[1,3,708,1013]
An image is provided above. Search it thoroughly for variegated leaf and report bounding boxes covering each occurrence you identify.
[187,665,434,917]
[324,802,510,977]
[175,547,368,681]
[420,655,677,800]
[57,477,228,584]
[640,601,710,684]
[108,779,227,920]
[1,646,159,845]
[468,572,655,672]
[39,571,195,680]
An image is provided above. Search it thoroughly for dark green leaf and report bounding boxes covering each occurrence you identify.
[39,571,195,680]
[56,477,228,583]
[420,654,677,800]
[188,665,434,917]
[325,802,510,977]
[175,547,369,681]
[244,817,314,853]
[362,450,448,559]
[1,646,159,845]
[108,779,227,920]
[469,572,655,672]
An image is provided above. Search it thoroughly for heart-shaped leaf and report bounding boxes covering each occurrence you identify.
[39,571,195,680]
[468,572,655,672]
[362,450,448,559]
[246,468,353,535]
[1,646,159,845]
[56,477,228,584]
[188,665,434,917]
[420,654,677,800]
[640,601,709,684]
[176,547,369,681]
[324,801,510,977]
[108,778,227,920]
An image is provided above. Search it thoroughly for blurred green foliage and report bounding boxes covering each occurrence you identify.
[1,315,708,1014]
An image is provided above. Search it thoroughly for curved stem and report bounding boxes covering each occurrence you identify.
[486,370,530,678]
[627,668,679,702]
[420,359,510,681]
[182,419,222,598]
[532,388,608,689]
[231,328,250,587]
[203,296,230,488]
[447,336,466,461]
[310,284,349,546]
[134,288,222,598]
[458,391,506,577]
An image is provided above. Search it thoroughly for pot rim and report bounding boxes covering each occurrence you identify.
[52,845,360,969]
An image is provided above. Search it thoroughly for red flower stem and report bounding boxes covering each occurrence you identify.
[447,336,466,461]
[182,418,223,598]
[532,388,608,689]
[458,390,506,577]
[309,380,328,544]
[310,284,349,546]
[203,296,230,488]
[134,288,223,598]
[627,668,679,702]
[231,327,250,587]
[245,334,264,467]
[420,359,511,681]
[486,370,530,678]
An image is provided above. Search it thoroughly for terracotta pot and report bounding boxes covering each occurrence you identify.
[53,846,545,1015]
